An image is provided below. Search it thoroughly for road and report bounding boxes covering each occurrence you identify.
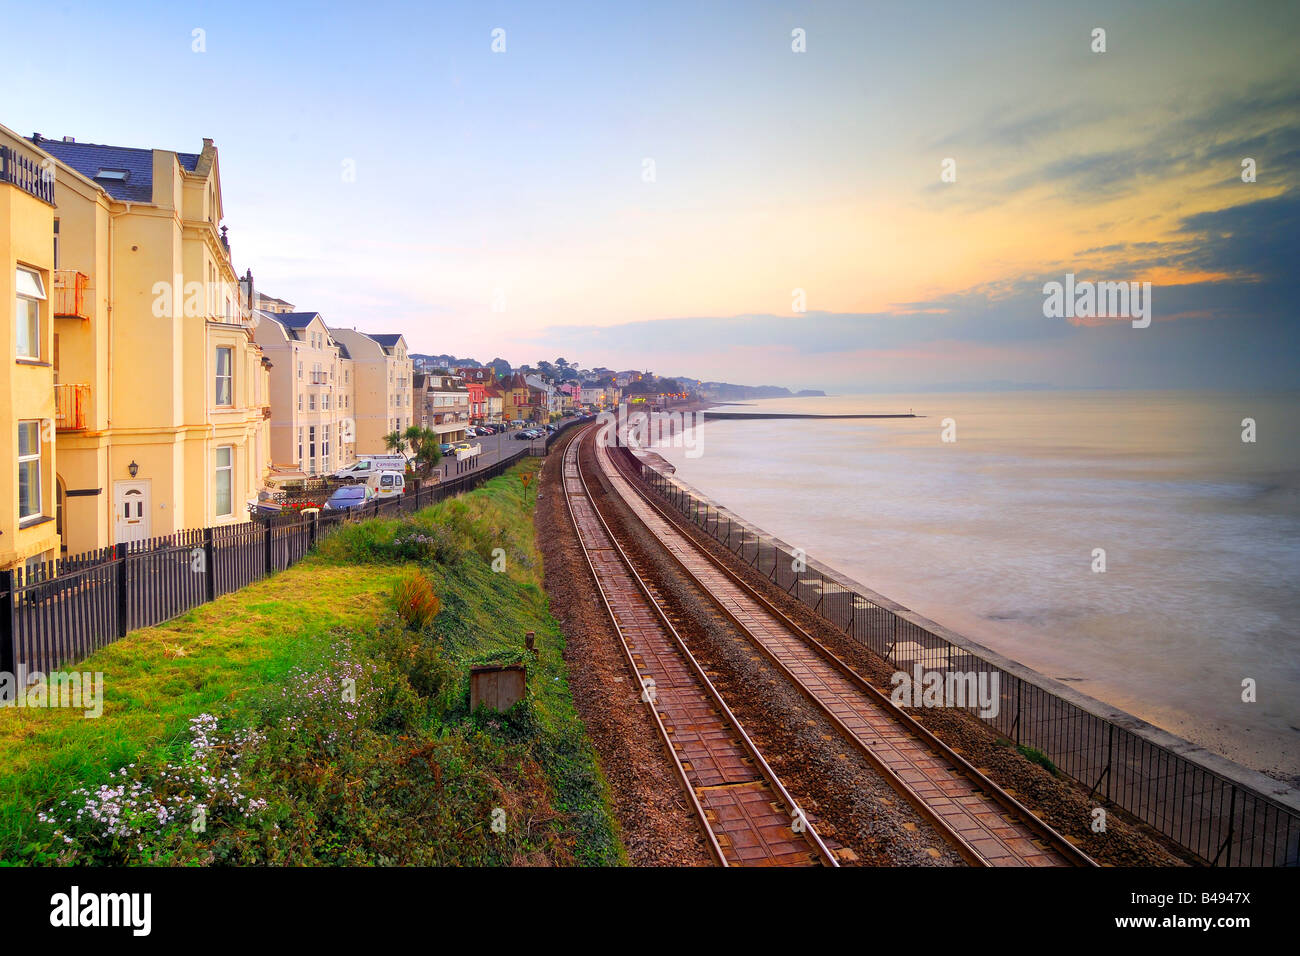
[434,427,547,482]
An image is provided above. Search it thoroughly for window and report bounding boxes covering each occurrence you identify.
[322,393,330,410]
[215,347,232,405]
[16,267,45,360]
[298,394,303,411]
[309,393,316,411]
[297,360,303,380]
[323,425,331,466]
[53,220,60,269]
[297,428,303,468]
[215,446,233,517]
[18,421,42,521]
[308,426,316,475]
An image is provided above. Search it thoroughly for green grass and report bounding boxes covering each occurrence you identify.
[0,459,624,866]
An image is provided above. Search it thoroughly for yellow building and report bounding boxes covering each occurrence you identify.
[327,329,412,455]
[1,126,60,572]
[29,132,270,555]
[253,310,356,474]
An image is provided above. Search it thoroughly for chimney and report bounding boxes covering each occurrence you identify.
[62,136,75,143]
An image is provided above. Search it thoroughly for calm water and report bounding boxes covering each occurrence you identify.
[653,390,1300,779]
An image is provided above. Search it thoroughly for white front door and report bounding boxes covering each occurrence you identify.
[114,480,151,544]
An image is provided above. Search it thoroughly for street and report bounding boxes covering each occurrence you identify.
[435,427,547,482]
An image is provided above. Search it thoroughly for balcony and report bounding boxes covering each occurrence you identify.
[54,383,90,431]
[0,144,55,204]
[53,270,91,320]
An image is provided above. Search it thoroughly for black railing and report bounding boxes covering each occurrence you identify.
[623,447,1300,868]
[0,442,548,682]
[0,144,55,204]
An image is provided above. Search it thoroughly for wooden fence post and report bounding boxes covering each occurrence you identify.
[0,569,16,676]
[203,527,216,602]
[116,543,129,638]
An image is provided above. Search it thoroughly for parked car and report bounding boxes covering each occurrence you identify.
[334,455,407,482]
[367,470,406,499]
[465,427,478,438]
[513,430,534,440]
[439,443,454,455]
[322,484,375,511]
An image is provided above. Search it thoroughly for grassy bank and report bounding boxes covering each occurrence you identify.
[0,459,624,866]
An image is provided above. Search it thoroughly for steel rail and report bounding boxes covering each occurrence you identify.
[560,424,838,867]
[600,441,1096,868]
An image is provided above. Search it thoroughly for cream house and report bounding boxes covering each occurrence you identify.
[253,310,355,475]
[327,329,412,455]
[31,133,271,555]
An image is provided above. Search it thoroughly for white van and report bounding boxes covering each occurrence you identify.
[366,470,406,499]
[334,455,407,482]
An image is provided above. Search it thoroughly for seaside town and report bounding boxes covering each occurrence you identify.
[0,124,723,572]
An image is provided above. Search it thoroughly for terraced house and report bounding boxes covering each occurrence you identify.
[253,309,355,476]
[1,125,59,572]
[415,370,470,444]
[328,329,413,455]
[26,131,271,555]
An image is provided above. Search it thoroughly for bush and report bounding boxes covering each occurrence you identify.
[391,571,441,630]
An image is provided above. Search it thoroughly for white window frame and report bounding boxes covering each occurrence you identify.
[215,346,233,406]
[214,445,234,517]
[16,267,45,361]
[18,420,42,521]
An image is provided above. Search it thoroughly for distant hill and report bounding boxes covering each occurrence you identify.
[696,382,826,400]
[411,354,482,369]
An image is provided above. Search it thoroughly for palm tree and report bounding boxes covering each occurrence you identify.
[403,424,424,455]
[413,427,441,470]
[383,430,405,455]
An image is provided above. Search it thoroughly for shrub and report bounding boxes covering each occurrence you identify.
[391,571,441,630]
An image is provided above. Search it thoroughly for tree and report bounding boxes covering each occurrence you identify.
[408,427,441,471]
[383,430,405,455]
[488,357,512,379]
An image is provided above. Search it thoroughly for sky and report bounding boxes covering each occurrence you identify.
[3,0,1297,391]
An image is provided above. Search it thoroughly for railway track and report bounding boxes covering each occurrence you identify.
[592,434,1096,868]
[560,425,839,866]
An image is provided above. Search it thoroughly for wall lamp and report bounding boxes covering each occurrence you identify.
[128,460,139,478]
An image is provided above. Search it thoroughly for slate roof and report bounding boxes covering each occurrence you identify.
[30,135,201,203]
[368,333,405,350]
[267,311,322,331]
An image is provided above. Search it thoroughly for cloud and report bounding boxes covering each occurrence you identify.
[533,188,1300,390]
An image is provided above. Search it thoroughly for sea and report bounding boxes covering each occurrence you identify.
[650,390,1300,781]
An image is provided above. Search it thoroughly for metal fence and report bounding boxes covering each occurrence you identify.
[0,429,577,680]
[626,449,1300,867]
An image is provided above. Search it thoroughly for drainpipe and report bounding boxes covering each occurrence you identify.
[106,199,133,541]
